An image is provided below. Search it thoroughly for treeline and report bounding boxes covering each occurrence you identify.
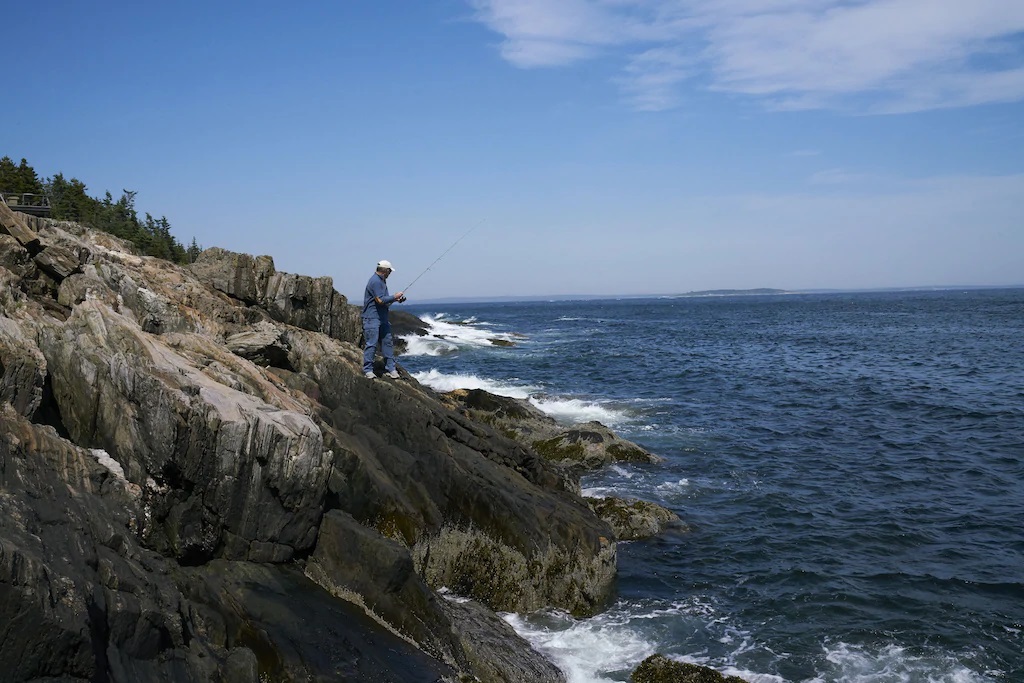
[0,156,201,264]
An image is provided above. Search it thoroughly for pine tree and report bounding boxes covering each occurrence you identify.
[187,237,203,263]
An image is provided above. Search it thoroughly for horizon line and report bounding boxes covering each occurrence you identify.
[404,284,1024,306]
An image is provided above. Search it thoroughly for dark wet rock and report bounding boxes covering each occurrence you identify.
[305,509,468,668]
[443,388,661,470]
[631,654,749,682]
[0,405,228,682]
[284,329,617,616]
[441,597,566,683]
[586,497,684,541]
[533,423,659,469]
[391,308,431,337]
[183,560,457,683]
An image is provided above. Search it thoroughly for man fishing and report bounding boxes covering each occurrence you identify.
[362,260,406,379]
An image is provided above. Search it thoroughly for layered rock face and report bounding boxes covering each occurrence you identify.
[0,209,620,682]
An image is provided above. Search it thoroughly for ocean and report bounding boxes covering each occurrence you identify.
[399,289,1024,683]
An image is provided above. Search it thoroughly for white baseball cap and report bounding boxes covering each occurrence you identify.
[377,260,394,271]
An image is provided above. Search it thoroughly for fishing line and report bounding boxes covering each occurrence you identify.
[401,220,484,293]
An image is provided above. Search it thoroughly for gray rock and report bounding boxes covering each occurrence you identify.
[285,328,617,616]
[33,244,82,281]
[0,405,227,682]
[0,199,40,251]
[225,320,290,368]
[306,510,468,669]
[57,272,119,309]
[586,496,685,541]
[0,218,648,681]
[189,247,274,305]
[443,388,661,470]
[441,597,566,683]
[37,300,333,563]
[0,316,46,417]
[190,247,362,345]
[631,654,750,682]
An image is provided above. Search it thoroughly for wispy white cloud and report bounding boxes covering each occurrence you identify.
[467,0,1024,113]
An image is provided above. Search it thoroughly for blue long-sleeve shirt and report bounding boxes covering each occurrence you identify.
[363,273,396,320]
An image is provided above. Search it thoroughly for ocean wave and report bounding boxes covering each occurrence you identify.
[502,606,656,683]
[529,396,628,426]
[411,369,632,426]
[815,641,997,683]
[410,369,538,399]
[399,313,522,356]
[505,600,997,683]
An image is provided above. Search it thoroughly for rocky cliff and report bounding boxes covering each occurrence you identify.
[0,201,627,682]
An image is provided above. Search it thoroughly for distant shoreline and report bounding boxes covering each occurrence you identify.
[408,284,1024,306]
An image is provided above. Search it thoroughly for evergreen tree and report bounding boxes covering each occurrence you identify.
[9,155,198,266]
[187,237,203,263]
[17,158,42,195]
[0,157,44,196]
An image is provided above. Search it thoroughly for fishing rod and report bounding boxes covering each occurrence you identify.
[400,220,483,294]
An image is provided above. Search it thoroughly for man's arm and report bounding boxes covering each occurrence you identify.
[374,291,405,305]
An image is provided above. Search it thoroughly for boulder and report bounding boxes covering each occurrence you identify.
[182,560,456,683]
[444,388,661,470]
[305,509,467,669]
[441,597,566,683]
[225,320,290,368]
[0,199,40,252]
[631,654,749,683]
[586,497,684,541]
[0,233,37,280]
[57,272,120,309]
[33,243,82,281]
[189,247,274,305]
[191,247,362,345]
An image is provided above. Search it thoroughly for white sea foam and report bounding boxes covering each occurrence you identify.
[436,587,471,604]
[818,642,995,683]
[506,600,993,683]
[399,313,520,356]
[528,396,627,426]
[655,478,691,492]
[411,368,631,426]
[411,369,538,399]
[502,608,656,683]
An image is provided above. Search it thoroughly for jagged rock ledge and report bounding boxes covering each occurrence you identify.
[2,203,626,682]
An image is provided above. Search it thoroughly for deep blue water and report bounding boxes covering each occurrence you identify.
[401,289,1024,683]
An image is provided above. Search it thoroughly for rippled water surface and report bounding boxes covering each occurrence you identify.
[402,289,1024,682]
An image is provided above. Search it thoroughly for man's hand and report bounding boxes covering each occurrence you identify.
[395,291,406,303]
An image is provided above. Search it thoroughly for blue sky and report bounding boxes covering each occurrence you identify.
[4,0,1023,300]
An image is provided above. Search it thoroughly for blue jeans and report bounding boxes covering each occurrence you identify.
[362,316,395,374]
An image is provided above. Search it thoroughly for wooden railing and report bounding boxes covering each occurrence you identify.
[1,192,51,217]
